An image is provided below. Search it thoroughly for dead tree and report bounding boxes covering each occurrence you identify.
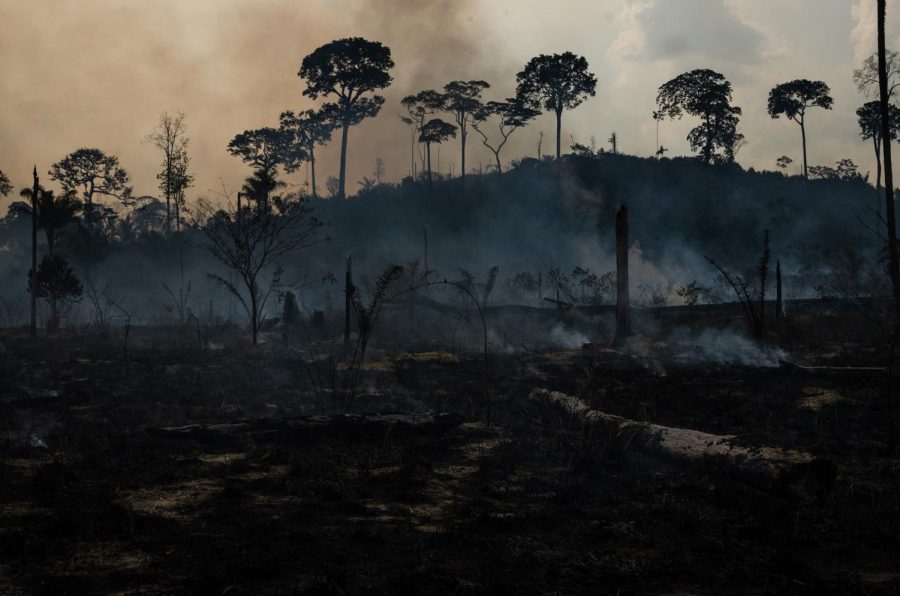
[776,260,784,322]
[613,206,631,346]
[195,192,322,344]
[30,166,38,338]
[344,255,353,352]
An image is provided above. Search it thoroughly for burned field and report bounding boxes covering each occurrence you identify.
[1,304,898,596]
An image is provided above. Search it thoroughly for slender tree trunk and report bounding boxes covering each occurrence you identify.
[30,167,38,338]
[338,121,349,200]
[555,109,562,160]
[879,0,900,318]
[876,136,884,233]
[776,260,783,323]
[494,151,502,175]
[250,286,258,345]
[426,142,433,191]
[310,144,317,199]
[165,157,172,234]
[460,129,467,187]
[344,256,352,352]
[800,119,809,179]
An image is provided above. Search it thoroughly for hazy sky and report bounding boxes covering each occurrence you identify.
[2,0,900,207]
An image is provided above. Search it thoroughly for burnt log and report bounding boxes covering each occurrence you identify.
[529,389,835,499]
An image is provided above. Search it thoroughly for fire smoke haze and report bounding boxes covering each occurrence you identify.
[1,0,900,205]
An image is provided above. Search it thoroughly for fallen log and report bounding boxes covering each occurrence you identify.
[149,412,462,445]
[528,389,836,499]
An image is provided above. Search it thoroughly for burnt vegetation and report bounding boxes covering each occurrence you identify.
[2,8,900,595]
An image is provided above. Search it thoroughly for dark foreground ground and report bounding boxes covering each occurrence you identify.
[1,314,899,595]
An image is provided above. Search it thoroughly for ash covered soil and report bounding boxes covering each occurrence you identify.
[1,318,899,595]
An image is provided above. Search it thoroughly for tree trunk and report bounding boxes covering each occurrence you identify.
[876,137,884,233]
[165,156,172,234]
[250,285,259,345]
[800,118,809,179]
[613,206,631,346]
[344,255,352,352]
[555,109,562,160]
[426,142,433,191]
[310,143,317,199]
[338,121,349,200]
[30,166,38,338]
[494,151,502,175]
[460,129,466,187]
[529,389,836,499]
[879,0,900,318]
[776,260,783,322]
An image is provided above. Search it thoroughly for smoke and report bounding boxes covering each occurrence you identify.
[548,323,590,350]
[668,327,786,367]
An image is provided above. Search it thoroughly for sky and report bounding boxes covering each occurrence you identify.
[2,0,900,207]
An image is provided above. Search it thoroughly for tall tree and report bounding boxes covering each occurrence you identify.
[442,80,490,185]
[857,100,900,196]
[418,118,456,190]
[18,186,81,255]
[299,37,394,199]
[0,169,11,197]
[145,112,193,233]
[401,89,445,178]
[227,127,292,212]
[516,52,597,160]
[49,148,131,224]
[471,98,540,174]
[279,109,333,199]
[767,80,833,179]
[878,0,900,319]
[656,69,743,165]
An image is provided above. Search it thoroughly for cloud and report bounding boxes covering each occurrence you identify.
[610,0,765,64]
[850,0,900,63]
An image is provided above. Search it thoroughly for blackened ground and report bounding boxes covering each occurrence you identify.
[0,316,898,595]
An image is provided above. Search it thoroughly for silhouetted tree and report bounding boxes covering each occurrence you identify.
[418,118,456,190]
[195,193,322,344]
[857,100,900,194]
[776,155,793,174]
[516,52,597,159]
[442,80,489,185]
[299,37,394,199]
[28,253,82,332]
[472,98,539,174]
[49,148,131,225]
[227,127,292,212]
[878,0,900,321]
[0,169,11,197]
[145,112,193,233]
[279,108,334,199]
[855,49,900,99]
[401,89,445,177]
[767,80,833,179]
[656,69,743,165]
[18,186,81,255]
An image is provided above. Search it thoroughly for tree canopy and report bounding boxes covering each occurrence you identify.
[49,148,132,208]
[656,69,743,164]
[516,52,597,159]
[299,37,394,199]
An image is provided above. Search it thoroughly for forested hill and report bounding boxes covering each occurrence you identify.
[309,153,879,284]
